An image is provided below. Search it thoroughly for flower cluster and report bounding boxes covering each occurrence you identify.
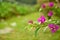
[40,2,60,33]
[41,2,54,8]
[28,2,60,35]
[41,2,54,19]
[48,24,59,33]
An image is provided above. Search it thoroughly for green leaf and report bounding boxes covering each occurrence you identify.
[35,27,40,37]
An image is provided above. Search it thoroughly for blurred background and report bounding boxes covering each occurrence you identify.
[0,0,60,40]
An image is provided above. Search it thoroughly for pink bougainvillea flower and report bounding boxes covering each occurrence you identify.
[49,2,54,7]
[48,11,53,17]
[48,24,59,33]
[28,20,33,24]
[41,4,46,8]
[38,16,46,24]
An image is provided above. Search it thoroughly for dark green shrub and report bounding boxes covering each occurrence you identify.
[0,2,36,19]
[0,2,13,19]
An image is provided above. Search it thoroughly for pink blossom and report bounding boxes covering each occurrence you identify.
[48,24,59,33]
[28,20,33,24]
[41,4,46,8]
[48,11,53,17]
[38,16,46,24]
[49,2,54,7]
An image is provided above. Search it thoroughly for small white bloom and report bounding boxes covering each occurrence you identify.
[49,19,52,21]
[39,8,42,12]
[10,22,17,27]
[57,21,59,23]
[28,23,32,25]
[45,20,48,22]
[38,22,41,24]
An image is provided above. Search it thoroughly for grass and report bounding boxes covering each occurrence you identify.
[0,12,60,40]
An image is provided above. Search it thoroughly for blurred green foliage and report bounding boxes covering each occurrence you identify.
[49,0,56,2]
[0,2,36,19]
[53,7,60,17]
[14,5,36,15]
[0,2,13,19]
[0,22,6,29]
[16,0,37,5]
